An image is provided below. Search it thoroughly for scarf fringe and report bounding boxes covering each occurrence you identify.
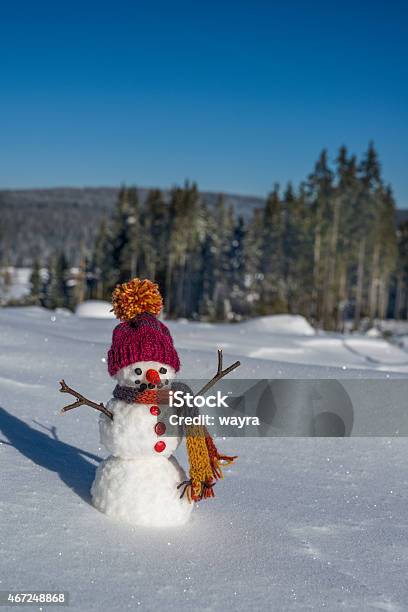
[177,479,215,502]
[204,431,238,480]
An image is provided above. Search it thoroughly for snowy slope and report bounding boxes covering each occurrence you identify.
[1,308,408,611]
[165,317,408,375]
[76,300,114,319]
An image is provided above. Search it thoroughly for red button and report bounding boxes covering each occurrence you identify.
[150,405,160,416]
[155,422,166,436]
[154,441,166,453]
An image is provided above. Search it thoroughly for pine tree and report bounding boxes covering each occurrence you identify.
[282,181,307,314]
[120,187,141,280]
[197,204,218,319]
[140,189,169,286]
[29,257,42,305]
[259,183,285,314]
[376,185,398,319]
[74,246,88,306]
[354,142,382,328]
[166,182,204,318]
[395,221,408,320]
[228,215,246,317]
[211,195,235,320]
[185,192,207,319]
[243,208,264,315]
[91,217,111,299]
[107,185,132,289]
[287,182,314,317]
[333,147,360,330]
[307,150,334,326]
[45,252,69,310]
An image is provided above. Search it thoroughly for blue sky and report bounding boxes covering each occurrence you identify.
[1,0,407,204]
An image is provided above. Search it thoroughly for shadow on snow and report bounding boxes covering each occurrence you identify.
[0,406,102,503]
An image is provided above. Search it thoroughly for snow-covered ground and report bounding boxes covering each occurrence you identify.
[1,307,408,611]
[75,300,115,319]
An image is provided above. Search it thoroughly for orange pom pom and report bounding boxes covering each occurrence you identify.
[112,278,163,321]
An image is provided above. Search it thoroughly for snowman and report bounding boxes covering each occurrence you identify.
[59,278,239,528]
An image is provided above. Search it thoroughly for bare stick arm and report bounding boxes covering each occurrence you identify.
[196,350,240,397]
[59,380,113,420]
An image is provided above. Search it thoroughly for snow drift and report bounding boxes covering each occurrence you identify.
[243,314,315,336]
[76,300,115,319]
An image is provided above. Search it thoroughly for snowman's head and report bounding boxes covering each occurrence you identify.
[114,360,176,391]
[107,279,181,380]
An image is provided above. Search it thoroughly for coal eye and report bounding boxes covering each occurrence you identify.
[135,368,142,375]
[159,367,167,374]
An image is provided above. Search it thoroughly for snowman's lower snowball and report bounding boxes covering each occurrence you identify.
[91,454,193,527]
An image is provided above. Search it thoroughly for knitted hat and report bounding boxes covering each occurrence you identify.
[107,278,180,376]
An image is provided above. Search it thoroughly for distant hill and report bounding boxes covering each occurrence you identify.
[0,186,406,266]
[0,187,264,265]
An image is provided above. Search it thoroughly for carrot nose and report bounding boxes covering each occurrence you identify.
[146,369,161,384]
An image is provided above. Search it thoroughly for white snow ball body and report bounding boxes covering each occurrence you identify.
[99,400,181,459]
[91,455,193,527]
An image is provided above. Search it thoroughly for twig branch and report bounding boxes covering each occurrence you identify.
[196,350,240,397]
[59,380,113,420]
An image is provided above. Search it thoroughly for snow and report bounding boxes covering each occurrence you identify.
[243,314,315,336]
[92,454,192,527]
[366,326,382,338]
[164,317,408,374]
[1,307,408,610]
[75,300,115,319]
